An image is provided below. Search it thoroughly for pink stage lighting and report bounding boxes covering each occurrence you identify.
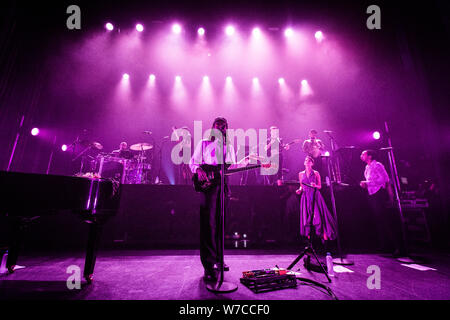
[149,74,155,81]
[252,77,259,84]
[203,75,209,81]
[315,31,324,42]
[105,22,114,31]
[252,27,261,37]
[197,27,205,36]
[122,73,130,80]
[136,24,144,32]
[225,25,235,36]
[226,76,232,83]
[172,23,182,34]
[373,131,381,140]
[31,128,39,136]
[284,28,294,38]
[61,144,68,152]
[278,77,285,84]
[175,75,181,82]
[301,79,308,85]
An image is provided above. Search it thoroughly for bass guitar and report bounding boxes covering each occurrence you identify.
[193,162,274,192]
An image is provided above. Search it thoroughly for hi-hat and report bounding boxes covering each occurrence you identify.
[130,142,153,151]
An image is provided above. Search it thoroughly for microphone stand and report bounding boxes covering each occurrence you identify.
[383,122,411,262]
[324,131,341,183]
[287,182,331,283]
[324,155,353,266]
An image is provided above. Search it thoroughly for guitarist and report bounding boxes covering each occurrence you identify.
[264,126,301,185]
[189,117,250,282]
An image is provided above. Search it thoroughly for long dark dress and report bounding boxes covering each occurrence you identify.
[299,170,337,240]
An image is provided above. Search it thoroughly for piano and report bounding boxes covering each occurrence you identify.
[0,171,121,283]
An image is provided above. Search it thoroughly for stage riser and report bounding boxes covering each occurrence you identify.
[0,185,380,251]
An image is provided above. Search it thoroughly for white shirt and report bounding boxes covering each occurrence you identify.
[189,139,247,173]
[364,160,390,195]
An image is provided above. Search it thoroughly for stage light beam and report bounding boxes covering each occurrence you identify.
[172,23,182,34]
[252,27,262,37]
[373,131,381,140]
[225,25,235,36]
[61,144,68,152]
[105,22,114,31]
[315,31,324,43]
[136,24,144,32]
[31,128,39,136]
[197,27,205,36]
[284,28,294,38]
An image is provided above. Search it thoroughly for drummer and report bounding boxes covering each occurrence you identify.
[112,142,134,159]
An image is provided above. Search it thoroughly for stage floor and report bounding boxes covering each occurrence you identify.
[1,250,449,300]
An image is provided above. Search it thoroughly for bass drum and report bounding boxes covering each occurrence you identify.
[124,163,151,184]
[100,159,125,182]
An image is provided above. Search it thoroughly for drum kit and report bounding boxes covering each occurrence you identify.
[75,141,154,184]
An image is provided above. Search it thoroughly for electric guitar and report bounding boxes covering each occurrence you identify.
[192,162,274,192]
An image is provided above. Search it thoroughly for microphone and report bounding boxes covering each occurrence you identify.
[143,131,152,135]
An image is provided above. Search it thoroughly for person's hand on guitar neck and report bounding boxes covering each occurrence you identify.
[196,167,208,182]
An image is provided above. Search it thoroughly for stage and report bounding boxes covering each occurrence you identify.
[1,0,449,306]
[1,250,449,300]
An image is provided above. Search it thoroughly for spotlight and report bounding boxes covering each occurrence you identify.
[61,144,68,152]
[226,76,232,82]
[175,75,181,82]
[278,77,285,84]
[105,22,114,31]
[284,28,294,37]
[197,27,205,36]
[203,75,209,81]
[301,79,308,85]
[373,131,381,140]
[149,74,155,81]
[136,24,144,32]
[122,73,130,80]
[252,27,261,37]
[225,25,235,36]
[315,30,324,42]
[324,151,330,157]
[172,23,182,34]
[252,77,259,84]
[31,128,39,136]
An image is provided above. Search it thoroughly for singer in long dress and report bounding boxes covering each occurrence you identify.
[296,156,337,240]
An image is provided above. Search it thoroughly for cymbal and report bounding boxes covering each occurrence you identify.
[130,142,153,151]
[91,142,103,150]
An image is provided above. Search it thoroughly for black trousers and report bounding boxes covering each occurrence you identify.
[368,188,406,254]
[199,185,226,271]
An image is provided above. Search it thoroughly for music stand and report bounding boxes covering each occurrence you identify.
[287,182,331,283]
[206,159,238,293]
